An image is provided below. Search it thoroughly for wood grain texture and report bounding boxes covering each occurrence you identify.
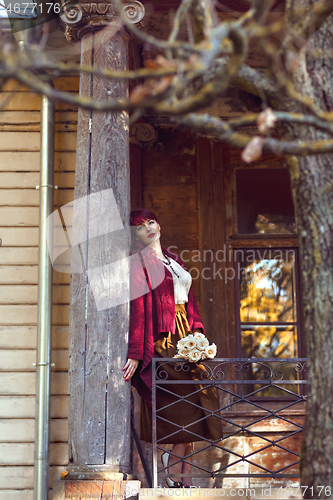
[0,465,67,489]
[0,395,67,418]
[142,127,200,298]
[130,144,143,210]
[0,91,77,112]
[0,207,39,226]
[0,70,77,498]
[0,93,41,111]
[0,418,67,443]
[0,490,33,500]
[0,372,68,396]
[0,285,69,306]
[223,148,237,359]
[0,132,75,152]
[0,443,67,465]
[0,305,68,325]
[0,349,68,372]
[1,77,78,93]
[0,172,74,189]
[0,152,75,172]
[0,111,77,132]
[0,248,38,265]
[196,137,227,354]
[0,326,37,349]
[0,152,40,171]
[68,28,131,471]
[0,189,40,206]
[0,266,38,284]
[56,479,135,498]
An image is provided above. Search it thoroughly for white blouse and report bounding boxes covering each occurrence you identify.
[158,255,192,304]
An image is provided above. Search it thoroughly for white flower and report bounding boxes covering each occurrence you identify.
[194,332,205,339]
[205,343,217,359]
[184,334,196,350]
[177,347,190,359]
[196,337,209,351]
[188,349,201,363]
[177,337,188,348]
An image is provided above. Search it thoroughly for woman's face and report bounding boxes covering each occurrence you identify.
[135,219,161,246]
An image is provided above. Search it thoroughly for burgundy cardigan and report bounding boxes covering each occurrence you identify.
[127,247,204,404]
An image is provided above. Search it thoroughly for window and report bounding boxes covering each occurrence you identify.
[227,162,304,397]
[235,168,296,235]
[235,248,300,359]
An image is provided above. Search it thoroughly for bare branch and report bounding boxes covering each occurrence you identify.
[12,67,171,112]
[287,0,333,40]
[232,64,285,103]
[157,27,248,114]
[168,0,194,44]
[192,0,219,43]
[39,60,195,80]
[111,0,200,56]
[229,111,333,135]
[250,0,277,23]
[177,113,333,156]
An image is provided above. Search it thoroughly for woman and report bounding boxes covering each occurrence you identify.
[123,209,221,487]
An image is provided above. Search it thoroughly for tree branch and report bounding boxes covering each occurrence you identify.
[232,64,286,104]
[176,113,333,156]
[229,111,333,135]
[287,0,333,40]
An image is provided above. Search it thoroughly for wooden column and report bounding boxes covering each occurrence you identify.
[58,0,145,487]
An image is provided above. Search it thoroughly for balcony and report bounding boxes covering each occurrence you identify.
[149,358,307,490]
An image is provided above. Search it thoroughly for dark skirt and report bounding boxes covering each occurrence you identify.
[140,304,223,444]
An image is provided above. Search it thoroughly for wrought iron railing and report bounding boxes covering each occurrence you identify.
[152,358,307,488]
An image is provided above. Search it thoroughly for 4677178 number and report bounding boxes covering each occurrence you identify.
[6,3,63,14]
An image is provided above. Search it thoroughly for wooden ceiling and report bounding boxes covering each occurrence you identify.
[145,0,285,13]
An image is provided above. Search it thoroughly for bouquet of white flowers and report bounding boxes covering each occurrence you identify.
[173,331,217,362]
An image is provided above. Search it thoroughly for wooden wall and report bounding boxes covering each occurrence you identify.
[140,130,229,352]
[0,76,78,499]
[141,127,202,306]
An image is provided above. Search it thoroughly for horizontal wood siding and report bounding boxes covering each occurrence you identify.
[0,77,77,496]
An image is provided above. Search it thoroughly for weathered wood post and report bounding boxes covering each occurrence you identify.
[54,1,145,498]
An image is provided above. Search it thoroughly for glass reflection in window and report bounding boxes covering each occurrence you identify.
[241,326,298,358]
[238,249,296,325]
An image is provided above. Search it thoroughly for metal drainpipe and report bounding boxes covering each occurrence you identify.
[13,27,55,500]
[34,93,55,500]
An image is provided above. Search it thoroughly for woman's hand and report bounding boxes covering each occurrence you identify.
[123,358,139,381]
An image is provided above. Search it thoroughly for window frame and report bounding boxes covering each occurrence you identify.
[224,159,306,401]
[233,245,304,360]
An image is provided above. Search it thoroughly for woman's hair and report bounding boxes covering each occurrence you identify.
[130,208,160,252]
[130,208,159,227]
